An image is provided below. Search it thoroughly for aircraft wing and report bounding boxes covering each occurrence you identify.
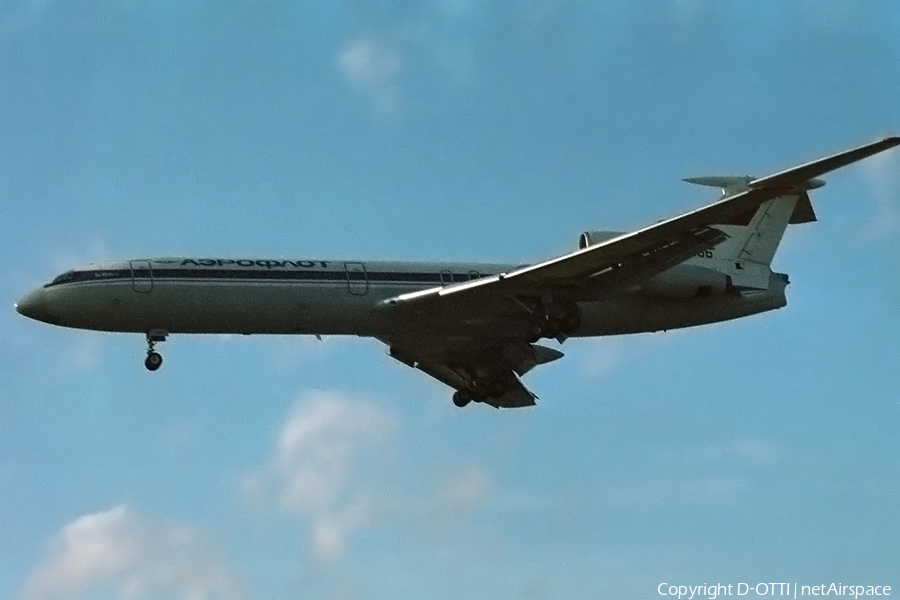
[383,136,900,308]
[381,335,565,408]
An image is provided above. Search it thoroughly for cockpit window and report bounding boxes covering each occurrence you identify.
[46,270,78,287]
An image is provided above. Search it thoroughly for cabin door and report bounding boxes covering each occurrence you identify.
[130,260,153,293]
[344,262,368,295]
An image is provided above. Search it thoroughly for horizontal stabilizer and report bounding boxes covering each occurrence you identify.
[684,175,825,196]
[684,176,755,195]
[685,176,818,226]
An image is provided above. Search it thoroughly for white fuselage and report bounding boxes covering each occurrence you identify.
[16,256,788,339]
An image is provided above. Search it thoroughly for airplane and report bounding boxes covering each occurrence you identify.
[15,137,900,408]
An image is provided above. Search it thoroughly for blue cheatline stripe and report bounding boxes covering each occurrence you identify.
[45,268,491,287]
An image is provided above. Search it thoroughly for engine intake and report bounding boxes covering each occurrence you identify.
[578,230,624,250]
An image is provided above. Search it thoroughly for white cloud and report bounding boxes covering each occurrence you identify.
[604,476,745,508]
[660,438,782,469]
[579,332,679,379]
[338,37,401,90]
[604,438,782,509]
[308,501,371,563]
[581,343,625,379]
[432,465,491,512]
[267,335,346,372]
[20,505,242,600]
[337,37,401,112]
[334,5,484,114]
[244,392,504,561]
[400,463,500,548]
[243,390,396,563]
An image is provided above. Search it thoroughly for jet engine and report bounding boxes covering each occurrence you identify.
[578,230,624,249]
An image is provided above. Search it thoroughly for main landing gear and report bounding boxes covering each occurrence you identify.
[517,297,582,343]
[452,391,470,408]
[452,381,507,408]
[144,329,168,371]
[527,311,581,343]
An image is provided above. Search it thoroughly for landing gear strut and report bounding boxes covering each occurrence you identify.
[528,311,581,343]
[520,297,581,343]
[144,329,168,371]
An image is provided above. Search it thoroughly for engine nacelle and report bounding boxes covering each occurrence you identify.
[578,230,624,250]
[640,265,733,299]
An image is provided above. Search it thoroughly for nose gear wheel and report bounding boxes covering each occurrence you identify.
[144,330,168,371]
[145,351,163,371]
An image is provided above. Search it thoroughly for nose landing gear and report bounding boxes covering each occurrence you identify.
[144,329,168,371]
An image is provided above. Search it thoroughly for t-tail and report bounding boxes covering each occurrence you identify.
[683,175,823,290]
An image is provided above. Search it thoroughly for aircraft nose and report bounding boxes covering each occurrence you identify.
[15,289,54,323]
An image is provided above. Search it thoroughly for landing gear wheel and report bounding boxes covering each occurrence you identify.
[144,329,168,372]
[144,351,163,371]
[452,390,471,408]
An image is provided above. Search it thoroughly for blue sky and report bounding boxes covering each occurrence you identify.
[2,1,900,598]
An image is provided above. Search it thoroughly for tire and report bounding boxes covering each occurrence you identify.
[452,391,471,408]
[144,351,163,371]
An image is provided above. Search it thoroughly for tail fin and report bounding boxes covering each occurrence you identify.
[684,176,819,266]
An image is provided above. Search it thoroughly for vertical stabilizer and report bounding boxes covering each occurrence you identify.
[683,178,819,289]
[735,194,799,266]
[684,176,820,267]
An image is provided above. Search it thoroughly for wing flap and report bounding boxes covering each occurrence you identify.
[411,359,536,408]
[482,373,537,409]
[382,337,559,408]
